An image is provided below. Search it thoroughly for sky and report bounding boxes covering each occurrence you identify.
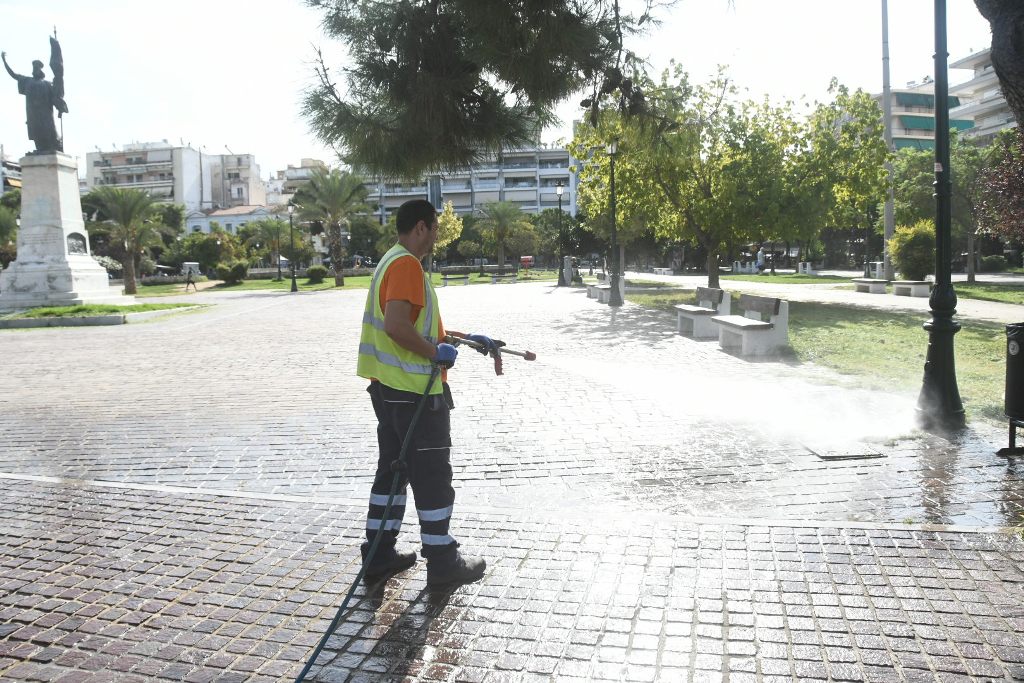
[0,0,994,181]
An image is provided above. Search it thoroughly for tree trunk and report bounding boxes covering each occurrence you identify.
[966,229,977,283]
[975,0,1024,126]
[122,255,137,295]
[329,223,345,286]
[706,249,720,289]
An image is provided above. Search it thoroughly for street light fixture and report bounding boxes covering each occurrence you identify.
[607,139,623,307]
[275,220,283,281]
[555,181,565,286]
[288,204,298,293]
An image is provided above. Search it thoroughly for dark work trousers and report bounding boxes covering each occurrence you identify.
[364,380,458,561]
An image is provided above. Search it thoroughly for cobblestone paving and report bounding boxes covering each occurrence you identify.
[1,283,1023,681]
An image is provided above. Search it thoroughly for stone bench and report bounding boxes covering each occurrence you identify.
[675,287,731,339]
[892,280,931,297]
[732,260,758,274]
[595,284,613,303]
[490,273,517,284]
[653,267,673,276]
[797,262,816,275]
[852,277,887,294]
[710,293,789,357]
[441,273,470,286]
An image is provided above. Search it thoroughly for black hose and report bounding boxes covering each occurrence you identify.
[294,364,442,682]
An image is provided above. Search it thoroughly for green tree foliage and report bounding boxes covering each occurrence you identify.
[303,0,664,177]
[0,189,20,213]
[476,201,532,266]
[241,218,288,274]
[348,215,384,259]
[532,208,582,266]
[0,205,16,245]
[292,168,369,286]
[889,220,935,281]
[981,130,1024,245]
[436,201,464,254]
[163,232,240,273]
[83,187,174,295]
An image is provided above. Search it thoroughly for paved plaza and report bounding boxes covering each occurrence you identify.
[1,280,1023,681]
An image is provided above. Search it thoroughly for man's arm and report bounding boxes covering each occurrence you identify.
[383,299,440,360]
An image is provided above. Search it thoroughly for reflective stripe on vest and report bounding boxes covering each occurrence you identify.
[356,243,442,394]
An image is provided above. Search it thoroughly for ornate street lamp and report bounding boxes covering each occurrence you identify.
[917,0,964,430]
[556,181,565,286]
[276,220,283,280]
[288,204,298,293]
[607,139,623,306]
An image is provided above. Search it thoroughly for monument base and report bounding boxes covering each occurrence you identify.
[0,152,136,310]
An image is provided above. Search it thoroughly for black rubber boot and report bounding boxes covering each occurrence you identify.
[426,551,486,586]
[362,546,417,578]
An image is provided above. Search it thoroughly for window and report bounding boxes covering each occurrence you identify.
[235,187,244,198]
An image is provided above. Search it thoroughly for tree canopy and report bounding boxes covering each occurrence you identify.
[292,167,369,285]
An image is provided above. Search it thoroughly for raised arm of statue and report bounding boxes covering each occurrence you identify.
[1,52,19,80]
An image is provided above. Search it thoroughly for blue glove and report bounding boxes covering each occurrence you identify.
[433,342,458,368]
[466,333,503,356]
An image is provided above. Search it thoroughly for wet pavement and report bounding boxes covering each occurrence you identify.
[1,282,1023,681]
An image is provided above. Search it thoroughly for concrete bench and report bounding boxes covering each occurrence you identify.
[653,267,673,276]
[490,273,517,284]
[675,287,731,339]
[852,278,887,294]
[892,280,931,297]
[710,293,789,357]
[441,273,470,286]
[797,262,816,275]
[595,284,613,303]
[732,260,758,274]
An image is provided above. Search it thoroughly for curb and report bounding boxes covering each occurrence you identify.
[0,306,201,329]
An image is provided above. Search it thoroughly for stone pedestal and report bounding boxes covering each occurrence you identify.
[0,153,134,309]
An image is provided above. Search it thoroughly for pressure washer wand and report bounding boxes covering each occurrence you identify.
[444,335,537,361]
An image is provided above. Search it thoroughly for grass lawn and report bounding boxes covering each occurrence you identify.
[955,283,1024,306]
[720,273,850,285]
[2,303,195,319]
[628,290,1007,424]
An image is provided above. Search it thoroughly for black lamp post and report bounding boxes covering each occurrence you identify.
[276,221,283,280]
[288,204,298,293]
[607,139,623,307]
[556,181,565,286]
[917,0,964,430]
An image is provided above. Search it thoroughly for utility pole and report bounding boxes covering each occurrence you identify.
[882,0,896,281]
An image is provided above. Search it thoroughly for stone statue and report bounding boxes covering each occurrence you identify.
[2,36,68,154]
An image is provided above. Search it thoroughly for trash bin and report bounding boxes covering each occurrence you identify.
[1006,323,1024,420]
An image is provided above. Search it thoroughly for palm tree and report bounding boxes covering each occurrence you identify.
[84,187,170,295]
[292,168,369,286]
[243,218,287,279]
[477,201,532,267]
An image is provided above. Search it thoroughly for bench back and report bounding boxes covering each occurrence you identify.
[738,294,781,321]
[695,287,724,307]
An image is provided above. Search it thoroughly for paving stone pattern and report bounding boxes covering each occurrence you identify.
[1,284,1023,681]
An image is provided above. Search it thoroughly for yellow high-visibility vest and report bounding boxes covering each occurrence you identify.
[356,243,442,394]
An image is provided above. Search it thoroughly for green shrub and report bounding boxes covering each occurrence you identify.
[889,220,935,281]
[216,260,248,284]
[306,265,328,284]
[979,254,1008,273]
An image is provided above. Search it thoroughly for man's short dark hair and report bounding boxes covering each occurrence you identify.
[396,199,437,234]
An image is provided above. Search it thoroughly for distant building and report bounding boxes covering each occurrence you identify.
[184,205,273,235]
[84,142,267,212]
[266,158,329,208]
[1,147,21,193]
[361,145,578,223]
[950,48,1017,144]
[873,80,974,151]
[206,153,266,208]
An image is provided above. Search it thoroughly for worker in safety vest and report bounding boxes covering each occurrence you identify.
[356,199,495,586]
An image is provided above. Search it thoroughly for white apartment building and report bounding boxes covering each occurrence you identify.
[184,205,272,235]
[363,146,578,223]
[265,158,328,208]
[951,48,1017,144]
[83,142,267,212]
[206,153,266,208]
[873,81,974,151]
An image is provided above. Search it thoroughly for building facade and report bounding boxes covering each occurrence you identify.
[84,142,267,212]
[950,48,1017,144]
[363,145,578,223]
[873,81,974,151]
[184,205,272,235]
[265,159,329,209]
[1,147,20,194]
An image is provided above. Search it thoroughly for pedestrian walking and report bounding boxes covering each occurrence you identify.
[184,270,197,293]
[356,199,495,586]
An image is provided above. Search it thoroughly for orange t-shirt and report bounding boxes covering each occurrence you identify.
[378,255,447,378]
